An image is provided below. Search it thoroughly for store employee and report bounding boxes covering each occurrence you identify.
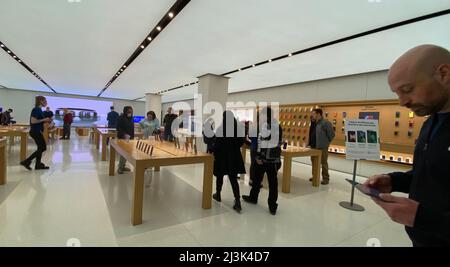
[365,45,450,246]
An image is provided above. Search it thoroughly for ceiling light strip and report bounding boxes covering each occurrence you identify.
[148,8,450,97]
[0,40,57,93]
[97,0,191,97]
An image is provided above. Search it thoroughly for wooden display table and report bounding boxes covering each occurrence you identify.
[0,127,28,161]
[76,127,90,136]
[109,139,214,226]
[0,125,29,145]
[56,127,64,137]
[42,123,57,143]
[281,146,322,191]
[241,145,322,192]
[95,128,143,161]
[90,125,109,141]
[0,138,6,185]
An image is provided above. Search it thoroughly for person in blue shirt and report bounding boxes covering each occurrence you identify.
[107,106,119,128]
[20,95,52,170]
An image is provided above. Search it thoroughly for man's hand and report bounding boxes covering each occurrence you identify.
[372,194,419,227]
[364,174,392,193]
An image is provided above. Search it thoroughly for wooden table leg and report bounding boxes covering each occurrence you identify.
[282,156,292,193]
[311,154,321,187]
[131,163,145,225]
[241,146,247,165]
[202,157,214,209]
[95,131,100,150]
[43,123,49,144]
[101,135,107,161]
[20,133,27,162]
[109,145,116,176]
[154,166,160,172]
[0,144,6,185]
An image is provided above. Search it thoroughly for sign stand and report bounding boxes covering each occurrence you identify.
[339,160,365,212]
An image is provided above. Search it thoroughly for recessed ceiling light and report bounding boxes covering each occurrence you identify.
[288,53,293,57]
[156,26,162,31]
[147,36,152,41]
[123,65,127,68]
[13,55,16,58]
[238,68,241,71]
[18,60,21,63]
[140,45,145,49]
[252,64,255,67]
[7,50,11,53]
[268,59,272,62]
[0,44,4,47]
[168,12,174,18]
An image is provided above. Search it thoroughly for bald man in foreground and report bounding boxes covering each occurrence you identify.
[364,45,450,246]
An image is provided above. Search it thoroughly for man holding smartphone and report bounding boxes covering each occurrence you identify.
[365,45,450,246]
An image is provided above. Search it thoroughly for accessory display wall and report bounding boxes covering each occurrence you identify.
[278,100,427,165]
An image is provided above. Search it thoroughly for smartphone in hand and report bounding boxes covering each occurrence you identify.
[345,179,389,201]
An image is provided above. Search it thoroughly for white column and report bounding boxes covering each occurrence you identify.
[196,73,229,152]
[197,73,229,110]
[145,93,162,122]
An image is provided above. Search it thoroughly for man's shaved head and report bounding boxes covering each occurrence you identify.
[388,44,450,116]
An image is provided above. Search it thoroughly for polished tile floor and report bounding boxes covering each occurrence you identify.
[0,134,412,247]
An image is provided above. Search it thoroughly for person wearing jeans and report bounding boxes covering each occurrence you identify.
[116,106,134,174]
[20,96,52,170]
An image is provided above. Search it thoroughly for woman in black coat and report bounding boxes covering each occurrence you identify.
[213,110,246,212]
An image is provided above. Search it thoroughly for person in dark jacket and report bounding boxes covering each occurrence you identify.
[2,109,15,125]
[163,107,178,141]
[116,106,135,174]
[365,44,450,247]
[243,107,283,215]
[212,110,246,213]
[202,117,215,154]
[107,106,119,129]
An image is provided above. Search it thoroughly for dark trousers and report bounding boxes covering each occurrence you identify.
[164,130,174,141]
[24,131,47,166]
[249,162,279,211]
[249,149,257,184]
[216,175,240,199]
[63,123,71,138]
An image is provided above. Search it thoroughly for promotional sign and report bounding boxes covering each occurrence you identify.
[345,119,380,160]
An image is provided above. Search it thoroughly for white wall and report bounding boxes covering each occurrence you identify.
[0,87,145,123]
[227,70,396,105]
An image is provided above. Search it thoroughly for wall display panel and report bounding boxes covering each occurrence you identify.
[45,95,113,127]
[278,100,427,165]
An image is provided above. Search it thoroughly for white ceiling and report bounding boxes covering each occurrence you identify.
[0,0,175,95]
[1,0,449,101]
